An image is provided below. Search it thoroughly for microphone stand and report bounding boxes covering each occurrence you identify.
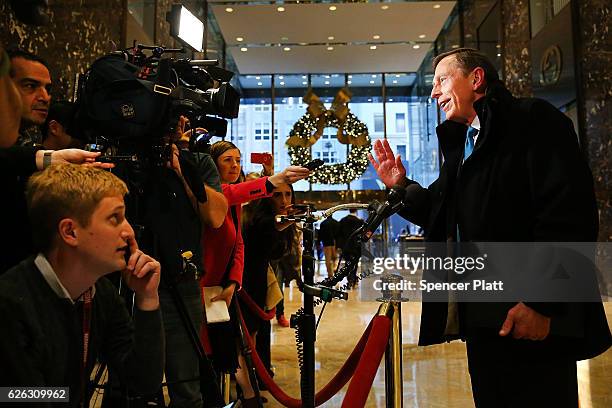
[276,203,368,408]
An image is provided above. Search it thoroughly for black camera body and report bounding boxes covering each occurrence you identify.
[74,44,240,164]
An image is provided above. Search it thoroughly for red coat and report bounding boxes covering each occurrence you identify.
[200,177,272,288]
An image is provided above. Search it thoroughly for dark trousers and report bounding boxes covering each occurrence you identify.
[466,336,578,408]
[159,281,205,408]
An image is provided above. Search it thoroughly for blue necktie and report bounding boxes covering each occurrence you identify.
[463,126,478,161]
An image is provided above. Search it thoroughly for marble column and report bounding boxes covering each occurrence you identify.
[575,0,611,241]
[0,0,124,100]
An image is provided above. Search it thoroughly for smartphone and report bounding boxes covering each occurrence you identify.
[304,159,324,171]
[251,152,272,165]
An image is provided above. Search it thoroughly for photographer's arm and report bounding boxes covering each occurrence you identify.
[170,145,228,228]
[200,185,228,228]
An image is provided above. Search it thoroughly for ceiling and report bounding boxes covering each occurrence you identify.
[210,1,456,75]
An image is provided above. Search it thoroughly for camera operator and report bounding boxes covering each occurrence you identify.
[0,163,164,407]
[137,115,227,408]
[41,100,83,150]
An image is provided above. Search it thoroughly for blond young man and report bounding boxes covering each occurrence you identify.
[0,163,164,407]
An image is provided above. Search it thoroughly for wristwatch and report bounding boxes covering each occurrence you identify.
[43,151,53,169]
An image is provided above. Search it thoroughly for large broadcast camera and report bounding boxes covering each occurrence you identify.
[74,44,240,165]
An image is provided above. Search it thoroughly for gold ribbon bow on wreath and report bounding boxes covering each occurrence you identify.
[286,87,369,147]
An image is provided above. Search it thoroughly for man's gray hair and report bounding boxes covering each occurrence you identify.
[433,48,500,85]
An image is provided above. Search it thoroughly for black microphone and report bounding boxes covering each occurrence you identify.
[361,185,405,241]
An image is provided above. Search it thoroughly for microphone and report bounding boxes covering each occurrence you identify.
[360,185,405,241]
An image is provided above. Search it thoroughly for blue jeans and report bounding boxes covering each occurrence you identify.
[159,280,204,408]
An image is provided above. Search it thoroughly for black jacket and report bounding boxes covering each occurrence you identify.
[398,82,611,360]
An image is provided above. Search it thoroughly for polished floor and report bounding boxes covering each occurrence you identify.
[261,264,612,408]
[89,262,612,407]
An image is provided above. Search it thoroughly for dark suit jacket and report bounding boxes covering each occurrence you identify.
[398,82,611,360]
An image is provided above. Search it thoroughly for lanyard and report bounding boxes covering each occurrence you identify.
[80,288,93,407]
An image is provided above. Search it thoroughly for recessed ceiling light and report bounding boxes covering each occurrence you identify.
[240,47,248,52]
[257,82,263,86]
[418,34,426,39]
[280,81,285,86]
[395,74,400,77]
[279,75,284,79]
[325,75,330,78]
[413,44,420,49]
[433,4,441,9]
[225,7,233,13]
[236,37,244,42]
[466,34,473,38]
[369,80,375,84]
[302,81,307,85]
[283,47,291,51]
[325,81,330,85]
[381,5,389,10]
[348,75,352,79]
[281,36,289,41]
[255,76,260,79]
[389,98,394,102]
[329,5,337,11]
[299,42,307,45]
[327,46,334,51]
[347,80,352,84]
[368,98,372,102]
[496,44,501,48]
[393,80,398,84]
[277,6,285,12]
[370,45,377,50]
[371,74,377,78]
[373,35,380,40]
[328,36,335,40]
[451,44,459,49]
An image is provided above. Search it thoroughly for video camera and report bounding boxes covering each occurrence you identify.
[74,44,240,165]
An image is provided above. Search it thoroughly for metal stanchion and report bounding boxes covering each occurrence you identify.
[222,373,231,404]
[378,273,405,408]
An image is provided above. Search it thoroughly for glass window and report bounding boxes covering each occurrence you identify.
[348,74,384,191]
[530,0,570,37]
[374,113,384,133]
[272,75,312,191]
[228,75,272,175]
[396,113,406,133]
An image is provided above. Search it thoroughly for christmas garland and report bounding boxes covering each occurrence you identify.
[287,112,371,184]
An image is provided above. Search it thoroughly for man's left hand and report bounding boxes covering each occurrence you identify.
[38,149,115,170]
[499,302,550,340]
[122,236,161,311]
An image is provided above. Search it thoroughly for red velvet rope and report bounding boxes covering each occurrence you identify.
[237,302,391,407]
[341,316,391,408]
[238,289,276,320]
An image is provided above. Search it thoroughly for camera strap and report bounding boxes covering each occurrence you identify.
[80,287,93,407]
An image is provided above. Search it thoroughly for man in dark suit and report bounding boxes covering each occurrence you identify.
[369,48,610,407]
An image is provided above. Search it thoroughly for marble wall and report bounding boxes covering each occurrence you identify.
[0,0,124,100]
[500,0,532,97]
[576,0,611,241]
